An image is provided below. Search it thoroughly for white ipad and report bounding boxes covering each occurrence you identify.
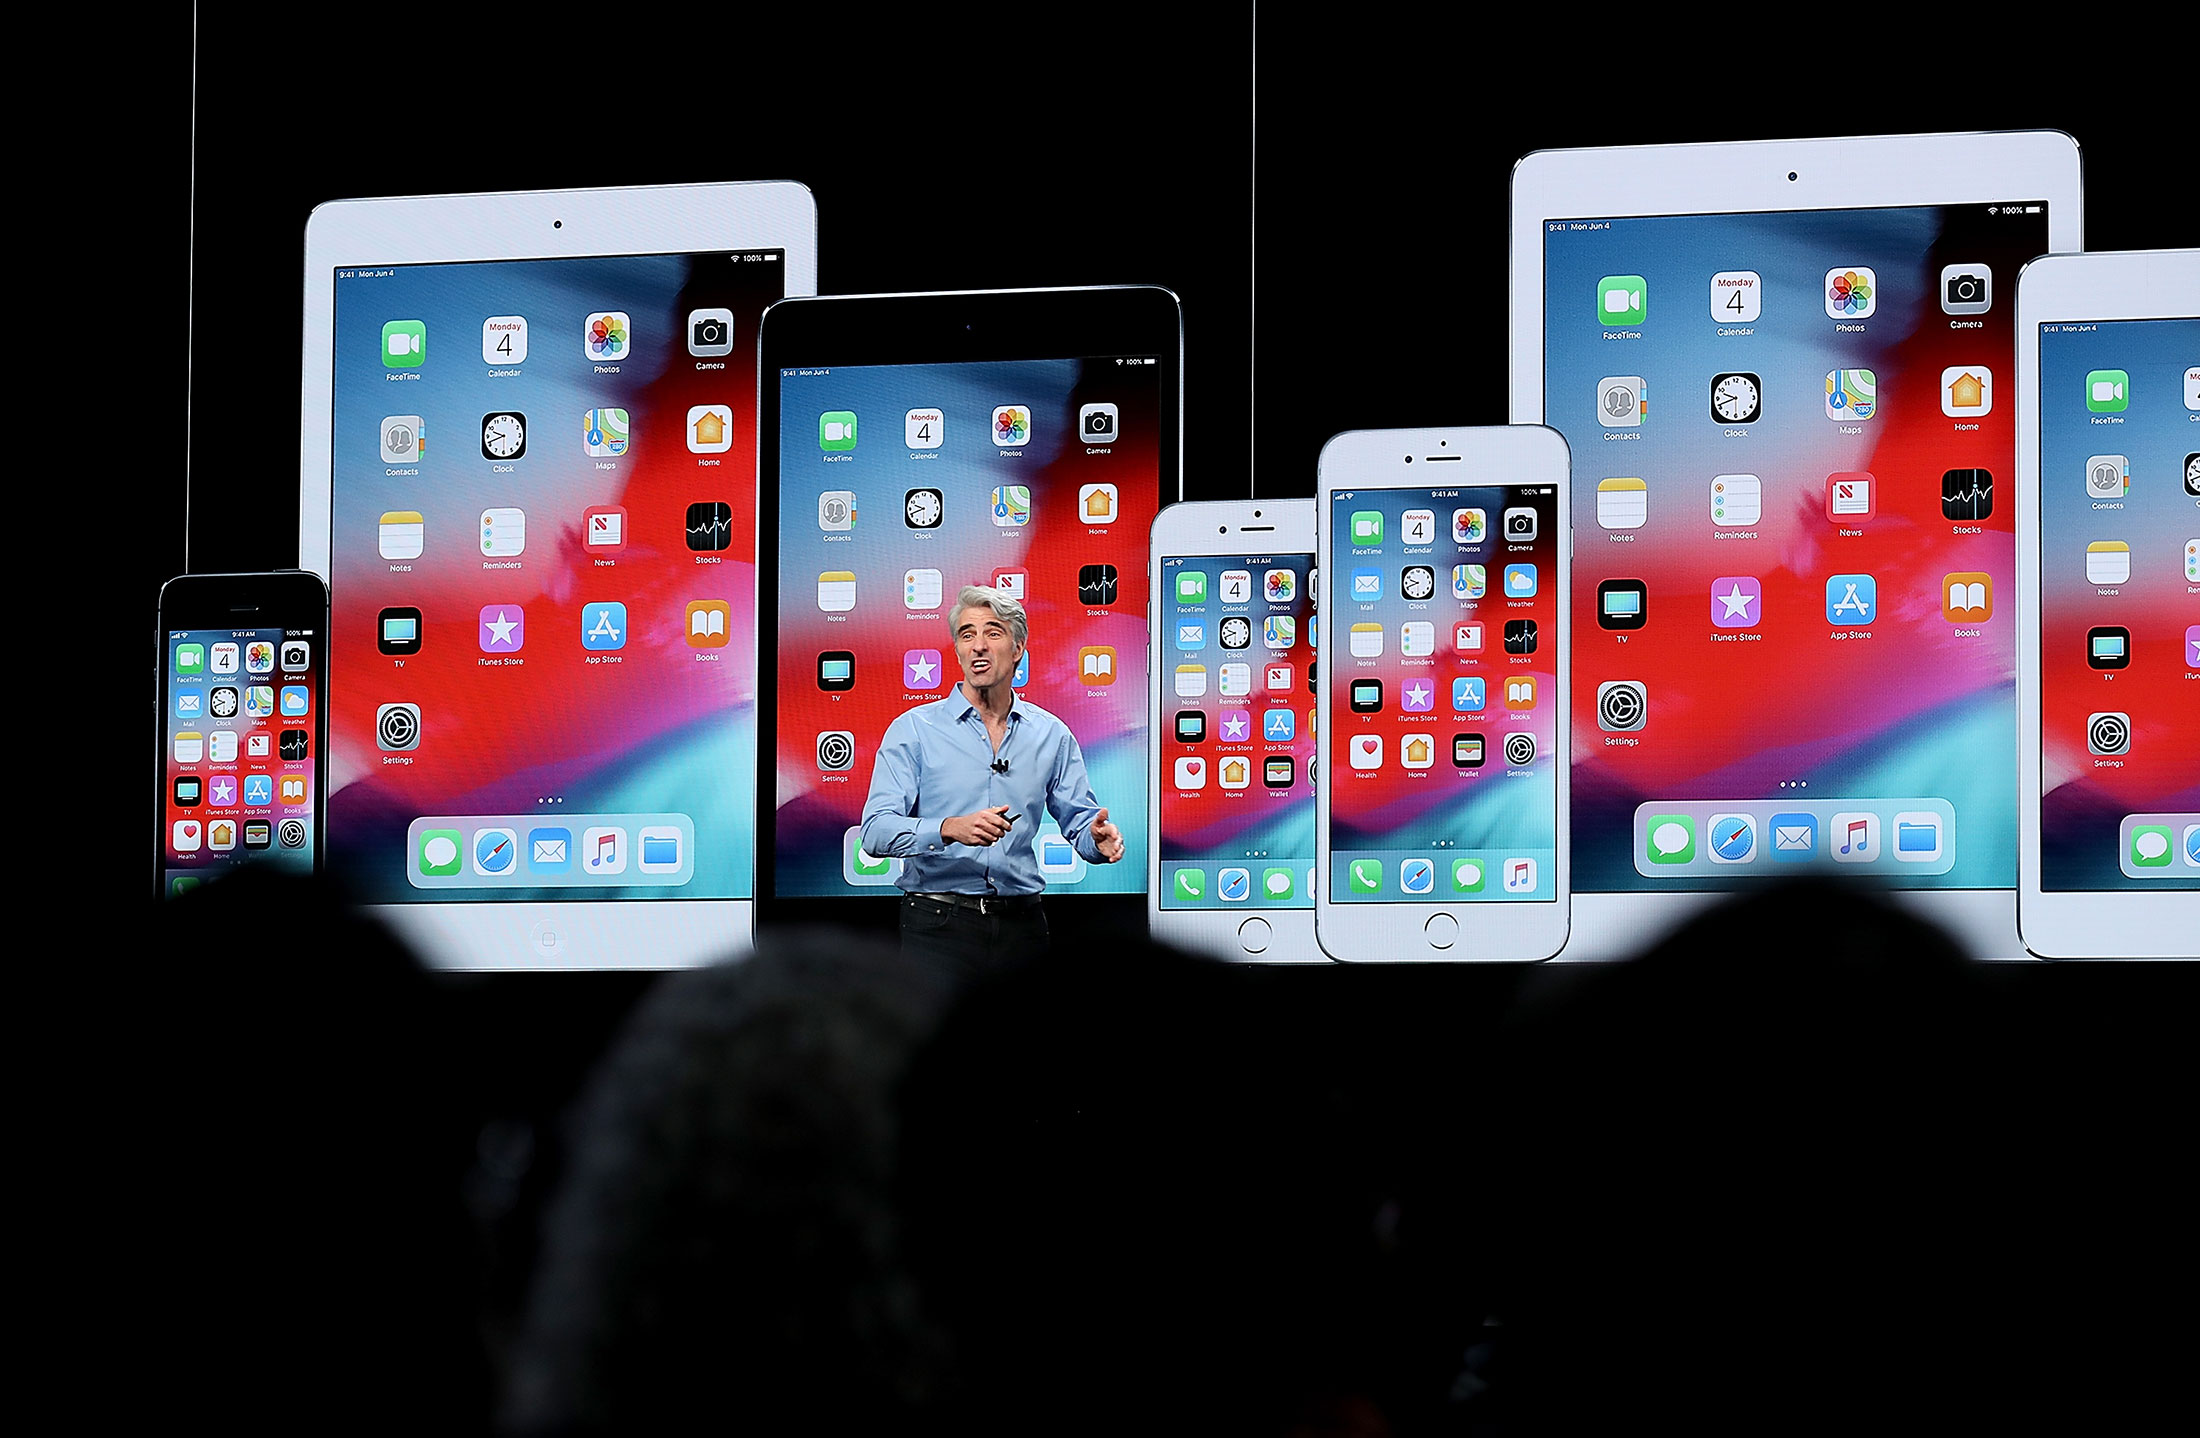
[1148,500,1325,962]
[2016,249,2200,959]
[299,181,817,969]
[1315,427,1572,963]
[1510,132,2080,961]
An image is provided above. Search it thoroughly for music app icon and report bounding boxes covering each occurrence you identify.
[1829,812,1880,864]
[582,825,628,875]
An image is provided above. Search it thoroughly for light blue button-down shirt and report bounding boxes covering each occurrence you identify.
[860,689,1108,895]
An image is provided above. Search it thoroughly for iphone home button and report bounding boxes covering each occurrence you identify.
[1424,912,1457,950]
[1237,917,1272,955]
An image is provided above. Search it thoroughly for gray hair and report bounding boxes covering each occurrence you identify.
[948,585,1028,647]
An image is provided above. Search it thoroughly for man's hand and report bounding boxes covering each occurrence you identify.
[942,806,1014,847]
[1090,807,1125,863]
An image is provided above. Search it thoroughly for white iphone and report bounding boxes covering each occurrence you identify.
[1147,500,1324,961]
[2015,249,2199,958]
[1316,427,1572,961]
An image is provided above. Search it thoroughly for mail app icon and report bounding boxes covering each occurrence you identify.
[1351,569,1381,600]
[1770,812,1817,861]
[530,827,573,871]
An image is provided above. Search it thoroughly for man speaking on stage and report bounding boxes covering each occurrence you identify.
[861,584,1124,970]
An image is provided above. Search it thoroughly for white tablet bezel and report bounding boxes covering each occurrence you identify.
[299,180,817,970]
[2016,248,2200,960]
[1315,426,1572,963]
[1509,130,2081,962]
[1146,499,1327,962]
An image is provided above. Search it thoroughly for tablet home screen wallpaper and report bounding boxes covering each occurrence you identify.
[328,250,784,902]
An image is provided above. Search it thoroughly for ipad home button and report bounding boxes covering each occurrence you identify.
[531,922,561,956]
[1237,917,1271,955]
[1424,913,1457,950]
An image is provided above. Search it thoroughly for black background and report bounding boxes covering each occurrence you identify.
[108,10,2194,1393]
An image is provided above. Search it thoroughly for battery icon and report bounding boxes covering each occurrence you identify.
[2025,205,2042,213]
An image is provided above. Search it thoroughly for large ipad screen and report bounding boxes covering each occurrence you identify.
[1544,203,2048,890]
[772,357,1162,897]
[1157,551,1315,911]
[1326,485,1561,906]
[2037,316,2200,891]
[327,250,784,902]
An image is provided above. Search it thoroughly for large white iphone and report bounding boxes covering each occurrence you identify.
[1148,500,1324,961]
[2015,249,2199,959]
[1316,427,1572,961]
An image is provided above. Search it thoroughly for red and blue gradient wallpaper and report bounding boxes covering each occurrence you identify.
[328,252,783,902]
[2037,316,2200,890]
[1156,551,1316,909]
[1544,204,2050,891]
[161,626,319,893]
[772,358,1161,896]
[1326,486,1560,904]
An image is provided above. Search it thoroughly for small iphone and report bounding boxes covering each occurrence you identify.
[1148,499,1324,961]
[1316,426,1572,961]
[156,571,330,897]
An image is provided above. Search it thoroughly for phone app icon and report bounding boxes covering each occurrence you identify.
[480,506,526,557]
[1941,366,1992,418]
[678,305,732,357]
[818,650,856,690]
[903,649,943,689]
[1597,680,1646,732]
[1174,756,1208,790]
[582,407,629,457]
[1453,508,1486,544]
[582,602,628,651]
[688,404,733,453]
[1711,474,1761,526]
[381,319,426,368]
[1080,564,1120,607]
[378,607,421,655]
[1263,568,1296,603]
[1770,812,1818,861]
[990,486,1032,526]
[1825,368,1877,420]
[473,827,518,876]
[686,600,732,648]
[1711,576,1762,628]
[1825,574,1876,625]
[1452,565,1485,600]
[1942,469,1994,520]
[1175,710,1206,743]
[1453,676,1485,712]
[1597,274,1646,326]
[2085,541,2131,585]
[1080,647,1118,686]
[1175,570,1210,605]
[1400,508,1436,544]
[380,414,423,463]
[1219,617,1251,648]
[1831,812,1880,862]
[1349,511,1383,545]
[478,604,525,653]
[417,828,462,876]
[1502,563,1537,599]
[1824,266,1874,318]
[1596,477,1647,529]
[1174,868,1206,901]
[904,567,944,610]
[1597,579,1647,630]
[1647,815,1695,864]
[2085,369,2129,413]
[1453,734,1485,768]
[1711,269,1761,321]
[1348,858,1382,893]
[1707,813,1757,863]
[1262,867,1295,900]
[1597,377,1646,428]
[1077,484,1119,525]
[991,405,1031,447]
[378,510,425,560]
[1942,573,1992,623]
[2131,825,2174,869]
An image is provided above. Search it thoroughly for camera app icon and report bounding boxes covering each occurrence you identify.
[687,308,735,357]
[1939,263,1992,315]
[1503,507,1538,541]
[1078,403,1120,444]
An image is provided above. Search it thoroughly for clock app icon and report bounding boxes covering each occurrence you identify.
[481,411,527,460]
[905,487,944,529]
[1710,373,1762,425]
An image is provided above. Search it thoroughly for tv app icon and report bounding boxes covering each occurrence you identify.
[1597,579,1646,630]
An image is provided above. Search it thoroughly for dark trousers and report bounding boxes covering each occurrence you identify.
[899,893,1049,979]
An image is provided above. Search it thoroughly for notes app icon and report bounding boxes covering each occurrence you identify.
[1596,477,1647,530]
[378,510,425,560]
[2085,542,2131,585]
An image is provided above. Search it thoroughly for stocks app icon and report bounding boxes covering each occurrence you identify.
[1942,469,1993,521]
